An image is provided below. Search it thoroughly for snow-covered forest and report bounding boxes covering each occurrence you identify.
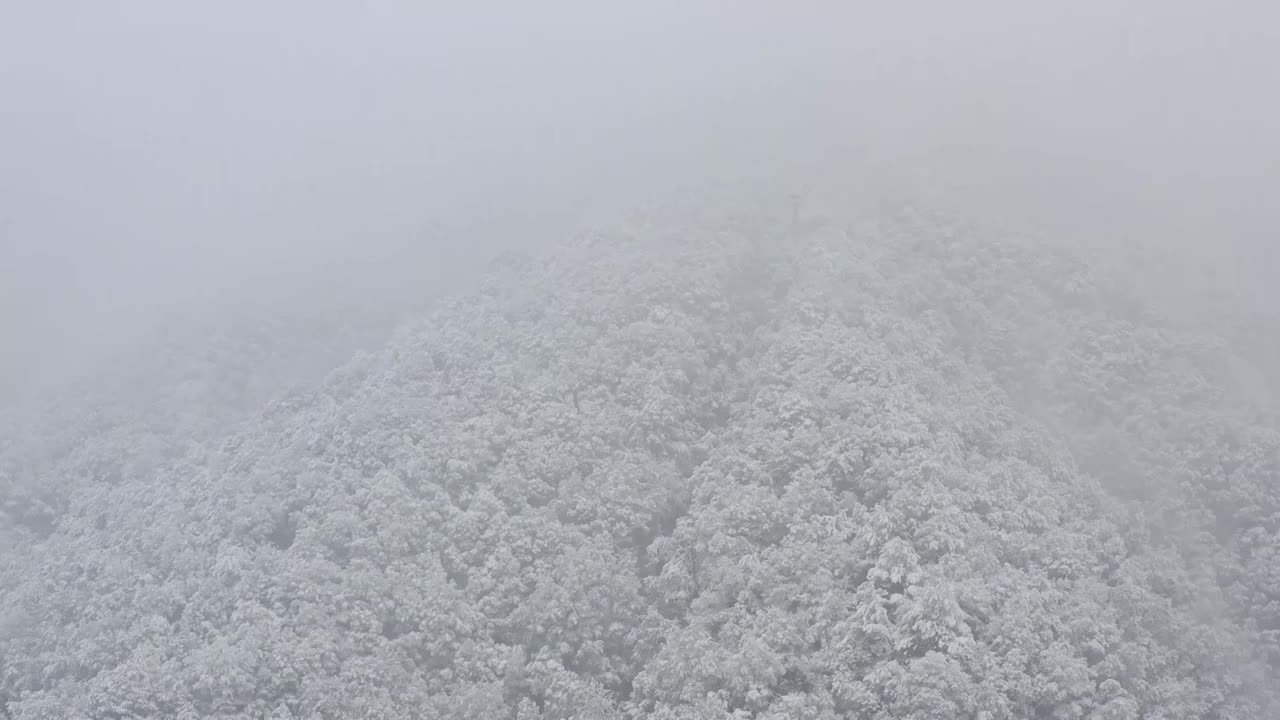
[3,200,1279,718]
[4,3,1280,719]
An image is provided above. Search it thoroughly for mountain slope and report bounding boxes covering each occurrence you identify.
[2,206,1277,719]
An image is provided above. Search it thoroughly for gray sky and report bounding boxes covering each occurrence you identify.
[3,1,1279,394]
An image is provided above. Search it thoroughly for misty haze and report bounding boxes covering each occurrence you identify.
[2,3,1279,719]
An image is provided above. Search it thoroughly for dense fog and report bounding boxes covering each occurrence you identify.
[4,1,1278,394]
[3,3,1280,719]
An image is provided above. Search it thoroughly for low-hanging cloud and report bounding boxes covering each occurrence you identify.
[2,1,1278,394]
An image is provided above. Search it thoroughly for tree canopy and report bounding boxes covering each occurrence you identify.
[2,204,1277,719]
